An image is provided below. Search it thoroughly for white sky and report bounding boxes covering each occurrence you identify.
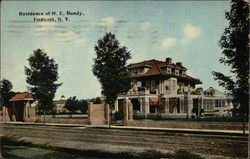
[1,1,231,99]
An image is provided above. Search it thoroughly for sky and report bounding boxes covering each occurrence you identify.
[1,1,231,100]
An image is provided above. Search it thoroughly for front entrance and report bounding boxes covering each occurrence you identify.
[15,104,24,121]
[131,99,140,114]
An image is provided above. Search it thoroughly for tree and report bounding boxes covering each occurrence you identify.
[25,49,62,115]
[65,97,88,115]
[0,79,14,108]
[64,96,79,117]
[212,1,248,133]
[79,99,88,114]
[92,32,132,107]
[89,97,102,104]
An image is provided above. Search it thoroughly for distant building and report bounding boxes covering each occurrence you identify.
[115,58,233,119]
[53,95,67,113]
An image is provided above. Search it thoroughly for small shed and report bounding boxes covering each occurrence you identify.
[2,92,34,122]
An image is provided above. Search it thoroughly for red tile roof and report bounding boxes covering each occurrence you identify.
[10,92,33,101]
[128,59,202,84]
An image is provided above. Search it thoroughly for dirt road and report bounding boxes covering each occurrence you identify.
[0,125,248,159]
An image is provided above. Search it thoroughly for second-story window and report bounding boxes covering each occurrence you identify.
[172,80,176,91]
[164,80,169,91]
[150,80,155,92]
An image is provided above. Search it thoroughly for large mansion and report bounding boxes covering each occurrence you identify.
[115,58,233,118]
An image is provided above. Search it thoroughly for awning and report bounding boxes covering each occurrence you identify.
[149,97,159,105]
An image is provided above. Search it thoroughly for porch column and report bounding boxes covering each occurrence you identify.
[139,98,143,114]
[128,101,133,120]
[123,98,129,121]
[187,96,193,118]
[114,99,119,112]
[145,97,149,117]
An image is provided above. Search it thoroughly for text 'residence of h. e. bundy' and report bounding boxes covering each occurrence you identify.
[19,11,84,22]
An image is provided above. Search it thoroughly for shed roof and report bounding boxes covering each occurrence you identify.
[10,92,33,101]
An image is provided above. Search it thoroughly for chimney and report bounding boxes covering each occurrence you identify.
[165,57,172,64]
[176,62,182,66]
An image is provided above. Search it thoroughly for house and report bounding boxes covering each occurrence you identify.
[115,58,232,119]
[203,87,233,117]
[2,92,35,122]
[53,95,67,113]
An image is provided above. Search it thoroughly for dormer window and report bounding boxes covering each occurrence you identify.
[167,67,171,73]
[172,68,175,73]
[175,69,179,75]
[131,67,144,75]
[134,68,138,74]
[182,70,186,76]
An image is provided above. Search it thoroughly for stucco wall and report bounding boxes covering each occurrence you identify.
[88,103,107,125]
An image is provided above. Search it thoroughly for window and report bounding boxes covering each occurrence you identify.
[139,68,144,74]
[146,81,150,88]
[150,105,156,113]
[175,69,179,75]
[137,81,142,87]
[131,67,144,75]
[221,100,225,107]
[203,99,207,110]
[215,99,219,107]
[167,67,171,73]
[134,68,138,74]
[150,80,155,91]
[210,100,214,110]
[165,86,169,91]
[182,71,186,76]
[172,80,176,91]
[164,80,169,91]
